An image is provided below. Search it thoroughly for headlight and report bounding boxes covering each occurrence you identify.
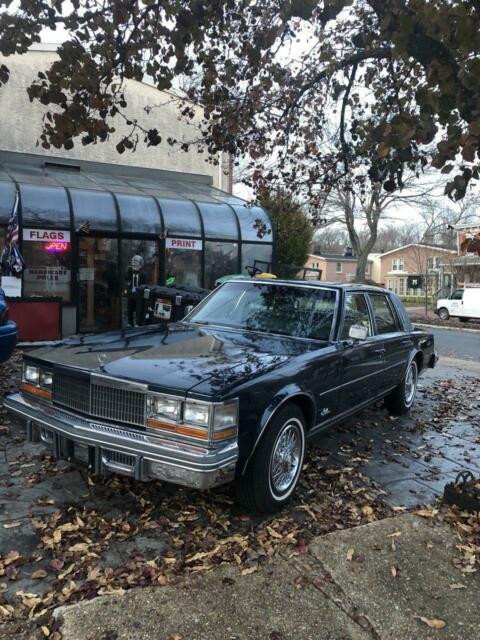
[39,370,53,389]
[184,402,211,427]
[24,365,40,384]
[212,400,238,440]
[21,363,52,400]
[147,395,181,422]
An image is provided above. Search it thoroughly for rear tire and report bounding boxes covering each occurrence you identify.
[385,360,418,416]
[235,405,306,513]
[438,307,449,321]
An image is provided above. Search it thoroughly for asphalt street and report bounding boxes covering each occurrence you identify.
[430,327,480,363]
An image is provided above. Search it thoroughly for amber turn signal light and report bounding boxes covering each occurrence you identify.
[20,382,52,400]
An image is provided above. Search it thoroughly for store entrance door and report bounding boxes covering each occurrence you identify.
[78,237,119,332]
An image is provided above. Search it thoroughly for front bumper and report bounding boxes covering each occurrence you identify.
[3,393,238,490]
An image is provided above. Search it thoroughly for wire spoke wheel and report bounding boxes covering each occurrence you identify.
[269,420,303,496]
[404,362,417,406]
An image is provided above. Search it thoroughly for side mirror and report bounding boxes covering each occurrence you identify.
[349,324,369,341]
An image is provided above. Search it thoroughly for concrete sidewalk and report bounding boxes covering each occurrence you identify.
[56,514,480,640]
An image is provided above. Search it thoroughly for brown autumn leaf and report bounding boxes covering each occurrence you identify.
[449,583,466,590]
[31,569,48,579]
[414,616,447,629]
[346,548,354,561]
[3,522,21,529]
[241,566,258,575]
[391,566,397,578]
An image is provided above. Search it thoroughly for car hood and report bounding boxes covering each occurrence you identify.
[30,323,323,397]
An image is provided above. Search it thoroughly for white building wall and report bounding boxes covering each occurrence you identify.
[0,49,230,190]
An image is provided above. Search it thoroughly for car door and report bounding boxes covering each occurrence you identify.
[367,292,412,392]
[338,291,385,413]
[448,289,464,317]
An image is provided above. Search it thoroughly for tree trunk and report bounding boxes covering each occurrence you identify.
[354,248,371,283]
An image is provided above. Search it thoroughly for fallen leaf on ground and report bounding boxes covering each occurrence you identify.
[449,583,466,590]
[31,569,48,579]
[3,522,21,529]
[241,566,258,575]
[414,616,446,629]
[346,548,354,561]
[391,566,397,577]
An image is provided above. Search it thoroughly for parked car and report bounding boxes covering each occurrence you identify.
[0,287,17,363]
[436,285,480,322]
[4,281,437,512]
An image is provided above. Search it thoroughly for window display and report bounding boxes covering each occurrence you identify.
[205,241,239,289]
[22,236,71,301]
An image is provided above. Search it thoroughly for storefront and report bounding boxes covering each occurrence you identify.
[0,152,273,339]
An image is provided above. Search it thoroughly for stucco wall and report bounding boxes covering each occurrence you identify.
[0,50,229,189]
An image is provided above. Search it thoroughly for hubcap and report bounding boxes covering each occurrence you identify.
[270,421,303,495]
[404,363,417,406]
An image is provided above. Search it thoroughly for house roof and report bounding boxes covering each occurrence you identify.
[378,243,456,258]
[308,252,372,262]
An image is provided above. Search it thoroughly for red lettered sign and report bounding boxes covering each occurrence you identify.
[23,229,71,242]
[166,238,202,251]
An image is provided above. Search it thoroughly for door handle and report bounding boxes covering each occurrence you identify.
[400,339,413,346]
[373,348,386,354]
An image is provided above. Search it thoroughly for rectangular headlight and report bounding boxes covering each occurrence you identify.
[39,370,53,389]
[184,402,211,427]
[24,365,40,384]
[147,395,181,422]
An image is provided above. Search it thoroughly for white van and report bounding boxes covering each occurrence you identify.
[436,286,480,321]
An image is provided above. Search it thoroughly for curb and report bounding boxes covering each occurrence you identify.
[413,322,480,334]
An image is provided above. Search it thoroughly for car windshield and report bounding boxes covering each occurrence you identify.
[186,281,337,340]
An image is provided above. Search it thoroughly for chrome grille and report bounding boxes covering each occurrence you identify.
[91,383,145,427]
[53,371,146,428]
[53,373,90,414]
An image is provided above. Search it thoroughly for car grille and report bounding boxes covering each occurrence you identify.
[53,371,146,428]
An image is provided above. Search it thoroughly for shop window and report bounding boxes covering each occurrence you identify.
[205,241,239,289]
[158,199,202,237]
[117,194,162,235]
[20,184,71,227]
[197,203,239,241]
[231,205,272,242]
[22,238,72,301]
[241,243,273,274]
[165,240,202,287]
[121,239,160,325]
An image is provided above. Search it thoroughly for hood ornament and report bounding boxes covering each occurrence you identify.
[97,353,107,369]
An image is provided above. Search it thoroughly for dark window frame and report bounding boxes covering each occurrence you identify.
[367,292,400,335]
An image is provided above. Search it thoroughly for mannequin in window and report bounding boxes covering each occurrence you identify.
[125,254,147,326]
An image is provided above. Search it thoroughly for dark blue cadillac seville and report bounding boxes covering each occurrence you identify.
[4,280,437,512]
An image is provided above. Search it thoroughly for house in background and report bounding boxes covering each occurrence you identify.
[304,249,373,282]
[439,222,480,287]
[374,244,456,297]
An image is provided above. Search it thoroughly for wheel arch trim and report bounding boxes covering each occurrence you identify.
[240,388,315,476]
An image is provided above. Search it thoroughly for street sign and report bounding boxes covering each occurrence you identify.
[407,275,423,289]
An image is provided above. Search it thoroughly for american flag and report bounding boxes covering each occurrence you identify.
[7,192,19,245]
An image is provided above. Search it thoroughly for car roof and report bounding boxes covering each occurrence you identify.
[228,278,392,294]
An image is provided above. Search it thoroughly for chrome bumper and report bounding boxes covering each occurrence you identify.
[3,393,238,490]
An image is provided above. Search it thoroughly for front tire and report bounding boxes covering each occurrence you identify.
[385,360,418,416]
[438,307,450,321]
[235,405,306,513]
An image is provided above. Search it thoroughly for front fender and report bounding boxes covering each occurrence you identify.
[240,384,315,475]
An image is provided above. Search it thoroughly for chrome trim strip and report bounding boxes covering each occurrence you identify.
[91,373,148,392]
[318,361,401,397]
[308,385,397,437]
